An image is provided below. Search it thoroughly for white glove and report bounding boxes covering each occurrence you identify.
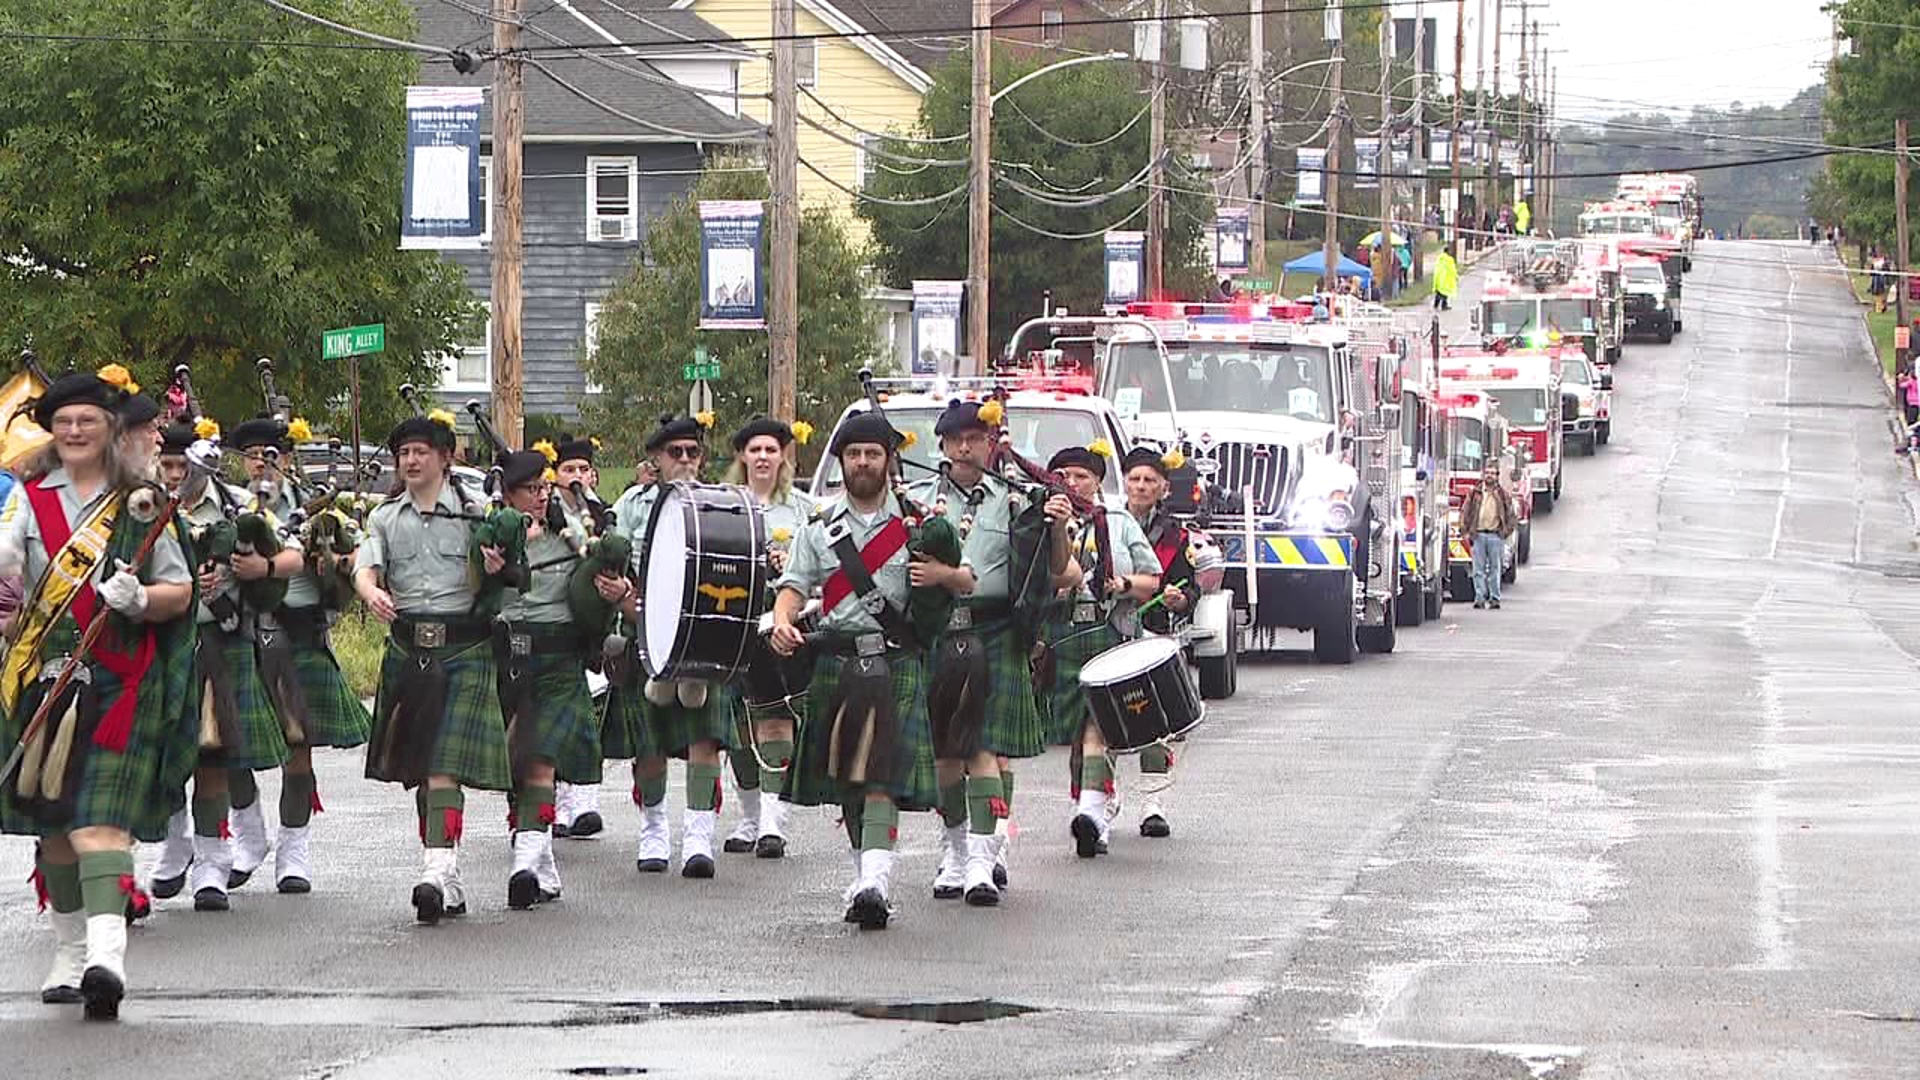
[97,560,148,619]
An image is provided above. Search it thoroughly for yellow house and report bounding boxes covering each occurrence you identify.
[667,0,962,225]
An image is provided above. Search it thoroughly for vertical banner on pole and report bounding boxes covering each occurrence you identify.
[1214,207,1250,272]
[1430,130,1452,171]
[1104,231,1145,306]
[1296,149,1327,206]
[1353,138,1381,190]
[698,201,767,330]
[911,281,964,375]
[400,86,485,249]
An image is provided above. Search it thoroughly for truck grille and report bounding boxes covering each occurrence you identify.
[1192,441,1287,517]
[1624,293,1655,313]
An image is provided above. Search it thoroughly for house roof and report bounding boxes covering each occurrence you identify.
[827,0,972,80]
[411,0,763,142]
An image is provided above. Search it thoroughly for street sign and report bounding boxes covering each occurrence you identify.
[323,323,386,360]
[688,378,714,416]
[684,347,720,381]
[1231,276,1275,292]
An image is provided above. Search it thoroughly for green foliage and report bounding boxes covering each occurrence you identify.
[582,159,877,457]
[1823,0,1920,246]
[861,53,1211,343]
[0,0,478,432]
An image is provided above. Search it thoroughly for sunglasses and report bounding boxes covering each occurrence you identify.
[662,445,703,461]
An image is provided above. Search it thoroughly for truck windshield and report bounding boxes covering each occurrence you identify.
[1581,214,1655,236]
[1483,300,1536,333]
[1448,416,1486,471]
[1562,359,1592,386]
[1539,299,1593,332]
[812,407,1118,497]
[1106,340,1336,423]
[1624,265,1665,287]
[1482,387,1550,428]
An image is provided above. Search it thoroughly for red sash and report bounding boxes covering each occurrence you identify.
[1150,519,1186,574]
[820,516,909,616]
[25,481,156,753]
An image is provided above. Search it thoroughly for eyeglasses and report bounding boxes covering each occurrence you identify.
[50,415,106,432]
[663,445,703,461]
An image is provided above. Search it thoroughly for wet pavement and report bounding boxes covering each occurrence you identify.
[6,242,1918,1078]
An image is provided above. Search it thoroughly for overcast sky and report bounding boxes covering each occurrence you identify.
[1418,0,1835,120]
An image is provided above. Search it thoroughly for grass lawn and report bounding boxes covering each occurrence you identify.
[1841,249,1901,378]
[331,609,385,700]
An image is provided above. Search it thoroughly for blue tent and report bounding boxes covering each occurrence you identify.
[1282,250,1371,287]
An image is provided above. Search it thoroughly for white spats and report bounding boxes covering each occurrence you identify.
[228,800,270,882]
[42,910,87,995]
[274,826,313,892]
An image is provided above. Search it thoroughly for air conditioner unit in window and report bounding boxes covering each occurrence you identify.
[597,216,629,242]
[1188,151,1213,170]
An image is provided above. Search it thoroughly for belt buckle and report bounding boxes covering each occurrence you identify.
[38,657,90,685]
[947,606,973,631]
[854,632,886,658]
[508,632,532,658]
[859,591,886,616]
[1072,601,1099,624]
[413,622,448,649]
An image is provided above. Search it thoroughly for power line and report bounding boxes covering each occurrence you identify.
[525,56,762,143]
[257,0,477,66]
[992,200,1148,242]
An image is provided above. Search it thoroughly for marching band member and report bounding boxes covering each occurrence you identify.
[176,417,291,911]
[225,416,371,892]
[353,411,510,924]
[1,369,198,1020]
[143,423,202,900]
[1040,445,1159,859]
[602,415,733,879]
[1120,446,1197,839]
[907,400,1068,907]
[115,394,164,476]
[720,416,814,858]
[770,411,951,928]
[550,434,605,839]
[494,449,599,909]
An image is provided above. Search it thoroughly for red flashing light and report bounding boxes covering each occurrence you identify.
[1492,367,1520,379]
[1439,367,1470,379]
[1269,302,1314,321]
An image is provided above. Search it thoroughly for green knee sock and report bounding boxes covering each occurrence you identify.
[999,769,1015,814]
[728,747,759,791]
[423,787,465,848]
[687,762,723,812]
[192,793,231,838]
[77,850,135,918]
[516,784,556,834]
[1140,744,1172,774]
[227,768,258,810]
[938,780,967,829]
[858,799,900,852]
[1079,752,1114,796]
[759,738,794,794]
[37,855,82,914]
[634,772,667,809]
[281,771,318,828]
[840,794,865,849]
[965,774,1005,835]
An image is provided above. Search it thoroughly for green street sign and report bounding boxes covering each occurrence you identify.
[1231,276,1275,292]
[683,361,722,381]
[323,323,386,360]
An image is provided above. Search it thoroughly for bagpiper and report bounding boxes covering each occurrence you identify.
[549,433,607,839]
[1119,445,1198,838]
[2,367,198,1020]
[352,410,510,924]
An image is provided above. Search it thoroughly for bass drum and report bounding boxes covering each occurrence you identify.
[641,482,768,683]
[1079,636,1204,754]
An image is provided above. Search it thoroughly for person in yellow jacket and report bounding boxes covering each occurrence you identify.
[1433,248,1459,311]
[1514,199,1532,236]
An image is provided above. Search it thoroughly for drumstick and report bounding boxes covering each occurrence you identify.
[1134,578,1190,618]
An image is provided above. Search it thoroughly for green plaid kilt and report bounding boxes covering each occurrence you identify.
[597,680,730,760]
[599,680,651,761]
[927,619,1044,760]
[200,624,290,771]
[1039,617,1124,746]
[500,649,603,785]
[288,639,371,749]
[783,651,936,811]
[368,636,510,791]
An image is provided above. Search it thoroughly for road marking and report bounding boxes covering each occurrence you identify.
[1768,247,1795,561]
[1745,583,1792,971]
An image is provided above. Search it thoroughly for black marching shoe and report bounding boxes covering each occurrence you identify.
[1489,600,1502,610]
[1070,814,1103,859]
[722,835,755,854]
[1140,814,1171,839]
[846,887,890,930]
[635,857,668,873]
[80,967,123,1022]
[681,854,715,879]
[412,882,446,926]
[992,864,1008,890]
[507,870,541,911]
[42,985,81,1005]
[568,811,603,838]
[150,867,190,900]
[277,876,312,895]
[551,821,571,839]
[227,867,254,890]
[754,834,787,859]
[193,888,229,912]
[964,883,1000,908]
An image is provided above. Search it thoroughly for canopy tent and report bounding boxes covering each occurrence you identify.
[1282,251,1372,287]
[1359,230,1410,248]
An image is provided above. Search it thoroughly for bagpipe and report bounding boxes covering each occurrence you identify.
[457,399,533,607]
[170,364,290,621]
[562,478,632,639]
[854,368,963,649]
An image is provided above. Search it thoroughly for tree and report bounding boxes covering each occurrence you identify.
[0,0,477,433]
[1822,0,1920,247]
[582,159,877,461]
[861,54,1211,346]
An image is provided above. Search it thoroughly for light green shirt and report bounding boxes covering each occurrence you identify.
[249,480,320,610]
[756,486,817,551]
[1070,508,1159,601]
[775,492,911,635]
[500,500,586,624]
[610,483,662,576]
[181,480,253,625]
[355,480,476,616]
[0,469,190,595]
[905,472,1024,601]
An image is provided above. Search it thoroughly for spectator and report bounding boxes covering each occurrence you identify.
[1433,248,1459,312]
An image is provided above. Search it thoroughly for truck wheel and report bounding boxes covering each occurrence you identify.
[1357,602,1397,654]
[1607,344,1622,362]
[1518,522,1532,564]
[1657,322,1673,344]
[1448,567,1473,603]
[1197,626,1237,699]
[1535,487,1555,513]
[1396,579,1425,627]
[1313,594,1356,665]
[1554,470,1564,498]
[1597,422,1610,445]
[1423,574,1445,620]
[1502,551,1518,584]
[1673,318,1683,334]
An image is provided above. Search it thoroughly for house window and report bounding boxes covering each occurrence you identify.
[587,156,639,243]
[1041,9,1064,44]
[582,302,605,396]
[857,134,881,189]
[796,39,817,87]
[442,302,491,392]
[478,154,493,243]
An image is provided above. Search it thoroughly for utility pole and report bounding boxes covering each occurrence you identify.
[1896,118,1909,375]
[768,0,798,419]
[1248,0,1266,276]
[1378,18,1393,299]
[1452,0,1465,257]
[1322,2,1345,292]
[1489,0,1503,222]
[490,0,525,445]
[1516,2,1528,226]
[967,0,991,373]
[1411,1,1427,282]
[1146,0,1168,297]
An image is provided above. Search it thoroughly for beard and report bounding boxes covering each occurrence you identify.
[843,465,887,500]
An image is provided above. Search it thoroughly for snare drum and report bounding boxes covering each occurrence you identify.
[641,482,769,683]
[1078,636,1204,753]
[742,608,815,718]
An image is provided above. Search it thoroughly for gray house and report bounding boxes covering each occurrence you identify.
[410,2,762,421]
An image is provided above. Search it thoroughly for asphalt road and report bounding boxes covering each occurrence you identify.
[7,240,1918,1079]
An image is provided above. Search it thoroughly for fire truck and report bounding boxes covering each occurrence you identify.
[1438,345,1571,513]
[1394,326,1453,626]
[1558,352,1611,454]
[1574,239,1627,362]
[1473,241,1617,366]
[1619,249,1680,342]
[1581,201,1685,286]
[1438,390,1528,600]
[1082,298,1411,663]
[1617,173,1701,270]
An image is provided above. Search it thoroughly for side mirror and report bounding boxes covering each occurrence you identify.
[1469,308,1483,333]
[1561,391,1580,417]
[1599,372,1614,390]
[1415,466,1430,482]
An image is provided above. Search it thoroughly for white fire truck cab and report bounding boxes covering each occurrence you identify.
[1617,173,1700,270]
[1438,345,1573,513]
[1473,240,1619,367]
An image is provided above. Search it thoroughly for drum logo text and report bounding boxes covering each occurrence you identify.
[1122,691,1151,715]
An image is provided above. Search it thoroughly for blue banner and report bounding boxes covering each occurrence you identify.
[400,86,485,250]
[699,200,767,330]
[911,281,964,375]
[1215,207,1250,272]
[1104,231,1145,307]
